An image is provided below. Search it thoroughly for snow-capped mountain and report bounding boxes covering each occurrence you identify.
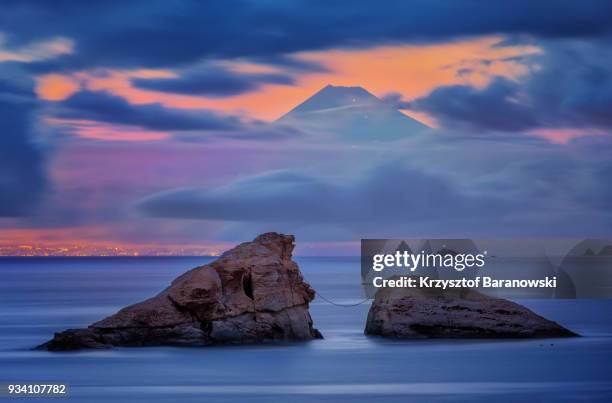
[277,84,428,142]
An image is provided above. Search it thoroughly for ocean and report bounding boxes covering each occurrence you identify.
[1,257,611,402]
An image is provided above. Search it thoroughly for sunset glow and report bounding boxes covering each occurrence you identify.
[2,2,611,254]
[37,36,540,122]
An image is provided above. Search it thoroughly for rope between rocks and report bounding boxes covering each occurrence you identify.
[315,292,371,307]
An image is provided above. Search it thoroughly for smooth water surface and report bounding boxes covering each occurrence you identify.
[1,257,611,402]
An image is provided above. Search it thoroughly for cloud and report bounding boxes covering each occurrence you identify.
[57,90,241,131]
[132,166,534,236]
[381,92,413,110]
[409,77,537,132]
[132,64,295,97]
[138,132,612,239]
[0,84,46,216]
[2,1,611,71]
[140,170,339,222]
[49,90,301,142]
[0,34,73,63]
[172,122,303,142]
[35,73,80,100]
[407,40,612,134]
[249,55,330,74]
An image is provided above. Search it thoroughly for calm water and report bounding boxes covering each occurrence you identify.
[1,257,611,402]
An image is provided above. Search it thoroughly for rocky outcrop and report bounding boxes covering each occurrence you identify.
[365,283,578,339]
[41,233,322,350]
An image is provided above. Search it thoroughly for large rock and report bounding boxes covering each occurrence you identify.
[365,283,578,339]
[41,233,322,350]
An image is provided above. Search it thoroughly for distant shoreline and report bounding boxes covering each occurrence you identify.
[0,255,360,259]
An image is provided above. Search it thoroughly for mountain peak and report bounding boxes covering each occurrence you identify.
[277,84,428,142]
[320,84,373,94]
[284,84,379,114]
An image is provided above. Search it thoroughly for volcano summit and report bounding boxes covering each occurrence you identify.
[277,85,428,142]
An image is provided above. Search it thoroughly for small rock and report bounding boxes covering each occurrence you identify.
[365,283,578,339]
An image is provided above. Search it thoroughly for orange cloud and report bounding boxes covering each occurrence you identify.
[298,36,539,101]
[44,118,169,141]
[37,36,540,122]
[528,128,608,144]
[239,35,539,120]
[35,74,80,101]
[46,117,170,141]
[0,35,73,63]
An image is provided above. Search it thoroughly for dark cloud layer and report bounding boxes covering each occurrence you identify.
[58,90,240,131]
[54,90,302,141]
[138,128,612,240]
[139,166,492,229]
[410,78,537,132]
[132,65,295,97]
[2,1,611,71]
[408,41,612,132]
[132,164,502,235]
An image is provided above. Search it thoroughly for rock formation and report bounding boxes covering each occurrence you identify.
[41,233,322,350]
[365,282,578,338]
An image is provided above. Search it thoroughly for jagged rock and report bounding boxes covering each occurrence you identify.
[365,284,578,339]
[41,233,322,350]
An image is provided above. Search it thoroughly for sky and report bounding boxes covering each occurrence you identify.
[1,1,612,255]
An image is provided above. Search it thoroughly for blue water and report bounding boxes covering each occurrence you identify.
[1,257,611,402]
